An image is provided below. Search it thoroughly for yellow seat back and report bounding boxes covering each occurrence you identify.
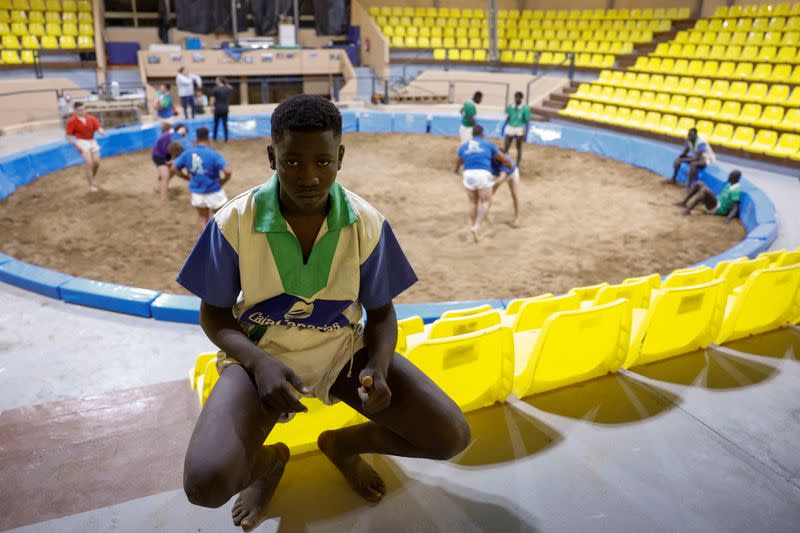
[406,325,514,411]
[512,292,581,332]
[713,257,746,278]
[397,315,424,335]
[718,257,771,294]
[441,304,493,319]
[513,299,632,398]
[625,279,725,368]
[190,352,218,391]
[716,264,800,344]
[593,277,652,309]
[568,282,609,302]
[662,265,713,288]
[775,250,800,267]
[428,309,501,339]
[265,397,360,454]
[504,293,554,315]
[756,249,787,265]
[622,273,661,291]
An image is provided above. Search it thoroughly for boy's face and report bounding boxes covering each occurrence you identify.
[268,129,345,214]
[514,94,523,105]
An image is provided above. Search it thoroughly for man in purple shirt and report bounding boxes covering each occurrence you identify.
[152,121,175,202]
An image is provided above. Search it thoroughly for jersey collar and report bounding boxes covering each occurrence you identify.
[253,173,357,233]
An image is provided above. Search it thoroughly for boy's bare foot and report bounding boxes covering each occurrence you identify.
[232,443,289,532]
[510,217,519,228]
[89,185,100,193]
[470,227,480,242]
[318,430,386,503]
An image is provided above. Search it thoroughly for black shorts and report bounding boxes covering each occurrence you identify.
[152,155,168,166]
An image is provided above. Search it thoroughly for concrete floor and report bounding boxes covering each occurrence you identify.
[1,124,799,532]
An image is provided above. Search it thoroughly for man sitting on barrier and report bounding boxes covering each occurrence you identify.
[178,95,470,532]
[491,149,522,228]
[670,127,715,187]
[455,123,515,242]
[65,101,106,193]
[676,169,742,223]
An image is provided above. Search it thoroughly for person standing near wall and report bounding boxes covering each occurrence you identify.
[459,91,482,144]
[212,77,233,142]
[66,102,106,193]
[155,83,175,119]
[176,66,202,119]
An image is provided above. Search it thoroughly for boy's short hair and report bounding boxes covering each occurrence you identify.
[196,127,210,142]
[161,121,171,133]
[167,140,184,158]
[472,123,484,136]
[271,94,342,143]
[514,91,523,98]
[73,102,83,110]
[729,170,742,183]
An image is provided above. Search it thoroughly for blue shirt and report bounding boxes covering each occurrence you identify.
[458,135,499,172]
[491,155,517,177]
[173,144,228,194]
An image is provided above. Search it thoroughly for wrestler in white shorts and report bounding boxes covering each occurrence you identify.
[463,169,494,191]
[191,189,229,210]
[504,125,526,138]
[75,138,101,155]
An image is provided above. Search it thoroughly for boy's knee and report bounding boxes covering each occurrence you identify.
[427,412,471,460]
[183,461,231,508]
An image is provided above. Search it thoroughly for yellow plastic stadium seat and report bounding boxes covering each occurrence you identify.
[726,126,755,149]
[663,265,714,289]
[21,34,38,48]
[701,98,722,118]
[739,103,763,125]
[512,299,632,398]
[425,309,502,341]
[696,120,714,138]
[593,277,653,309]
[75,33,92,48]
[1,49,21,63]
[751,63,773,81]
[41,34,57,48]
[624,279,725,369]
[78,11,91,23]
[775,250,800,267]
[503,294,555,317]
[772,63,792,82]
[45,0,59,7]
[45,21,60,35]
[10,21,24,35]
[407,325,514,412]
[717,257,771,295]
[757,249,788,265]
[62,22,77,36]
[756,106,785,128]
[62,11,76,23]
[715,265,800,344]
[440,305,494,320]
[658,114,680,135]
[2,33,20,48]
[770,132,800,157]
[718,100,741,122]
[568,282,609,304]
[750,130,778,153]
[667,94,687,114]
[62,0,76,10]
[505,293,581,332]
[59,35,76,48]
[717,61,736,78]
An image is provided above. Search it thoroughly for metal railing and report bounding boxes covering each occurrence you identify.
[525,52,576,104]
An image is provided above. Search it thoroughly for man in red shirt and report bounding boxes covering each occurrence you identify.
[66,102,106,192]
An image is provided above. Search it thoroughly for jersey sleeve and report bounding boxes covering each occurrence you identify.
[176,214,241,308]
[523,106,532,120]
[65,119,75,136]
[488,141,500,156]
[173,151,188,170]
[90,116,101,129]
[359,220,418,310]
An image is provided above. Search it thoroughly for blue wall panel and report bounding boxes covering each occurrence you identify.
[150,293,201,323]
[357,112,393,133]
[0,260,73,298]
[60,278,159,317]
[430,115,462,136]
[392,113,428,134]
[0,153,36,187]
[0,169,15,200]
[341,111,358,133]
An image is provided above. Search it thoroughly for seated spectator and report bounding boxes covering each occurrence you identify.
[676,169,742,224]
[670,128,715,188]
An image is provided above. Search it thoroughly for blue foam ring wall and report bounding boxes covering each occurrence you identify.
[0,168,15,200]
[392,113,428,134]
[150,293,201,324]
[0,153,37,187]
[430,115,462,136]
[0,252,15,265]
[0,260,74,299]
[59,277,160,317]
[341,111,358,133]
[357,111,393,133]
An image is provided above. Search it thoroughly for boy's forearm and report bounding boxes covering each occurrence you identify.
[364,303,398,377]
[199,302,269,373]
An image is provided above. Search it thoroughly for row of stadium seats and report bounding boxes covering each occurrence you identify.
[652,43,800,64]
[0,21,93,37]
[195,256,800,453]
[696,15,800,32]
[383,25,654,43]
[713,3,800,18]
[368,6,690,21]
[433,49,612,68]
[596,70,800,105]
[1,33,92,49]
[377,16,669,32]
[561,100,800,158]
[0,8,91,22]
[392,36,633,55]
[630,57,800,83]
[571,85,800,132]
[0,0,89,10]
[675,29,800,46]
[0,34,90,55]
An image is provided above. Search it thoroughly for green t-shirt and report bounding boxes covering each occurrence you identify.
[716,183,742,216]
[461,100,477,127]
[505,104,531,127]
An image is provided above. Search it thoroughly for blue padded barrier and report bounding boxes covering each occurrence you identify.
[395,299,505,323]
[357,111,393,133]
[341,111,358,133]
[60,278,159,317]
[479,118,505,139]
[739,187,777,233]
[0,169,15,200]
[430,115,462,136]
[150,293,201,323]
[0,260,73,298]
[230,115,271,138]
[747,222,779,241]
[0,252,14,265]
[29,142,73,177]
[0,153,36,187]
[392,113,428,134]
[693,238,771,268]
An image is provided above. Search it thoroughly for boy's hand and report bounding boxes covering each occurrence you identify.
[252,357,310,414]
[358,368,391,415]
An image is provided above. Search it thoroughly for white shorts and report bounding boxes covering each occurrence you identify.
[504,125,525,137]
[459,124,473,144]
[191,189,228,210]
[704,198,720,214]
[463,169,494,191]
[75,138,100,155]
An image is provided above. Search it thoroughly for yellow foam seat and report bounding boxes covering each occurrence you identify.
[717,257,771,295]
[504,293,581,332]
[769,132,800,157]
[407,325,514,411]
[663,265,714,289]
[512,299,632,398]
[624,279,725,369]
[593,277,653,309]
[715,264,800,344]
[59,35,76,48]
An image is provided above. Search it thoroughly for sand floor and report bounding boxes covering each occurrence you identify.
[1,133,743,302]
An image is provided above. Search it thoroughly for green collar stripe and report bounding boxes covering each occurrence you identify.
[252,174,358,298]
